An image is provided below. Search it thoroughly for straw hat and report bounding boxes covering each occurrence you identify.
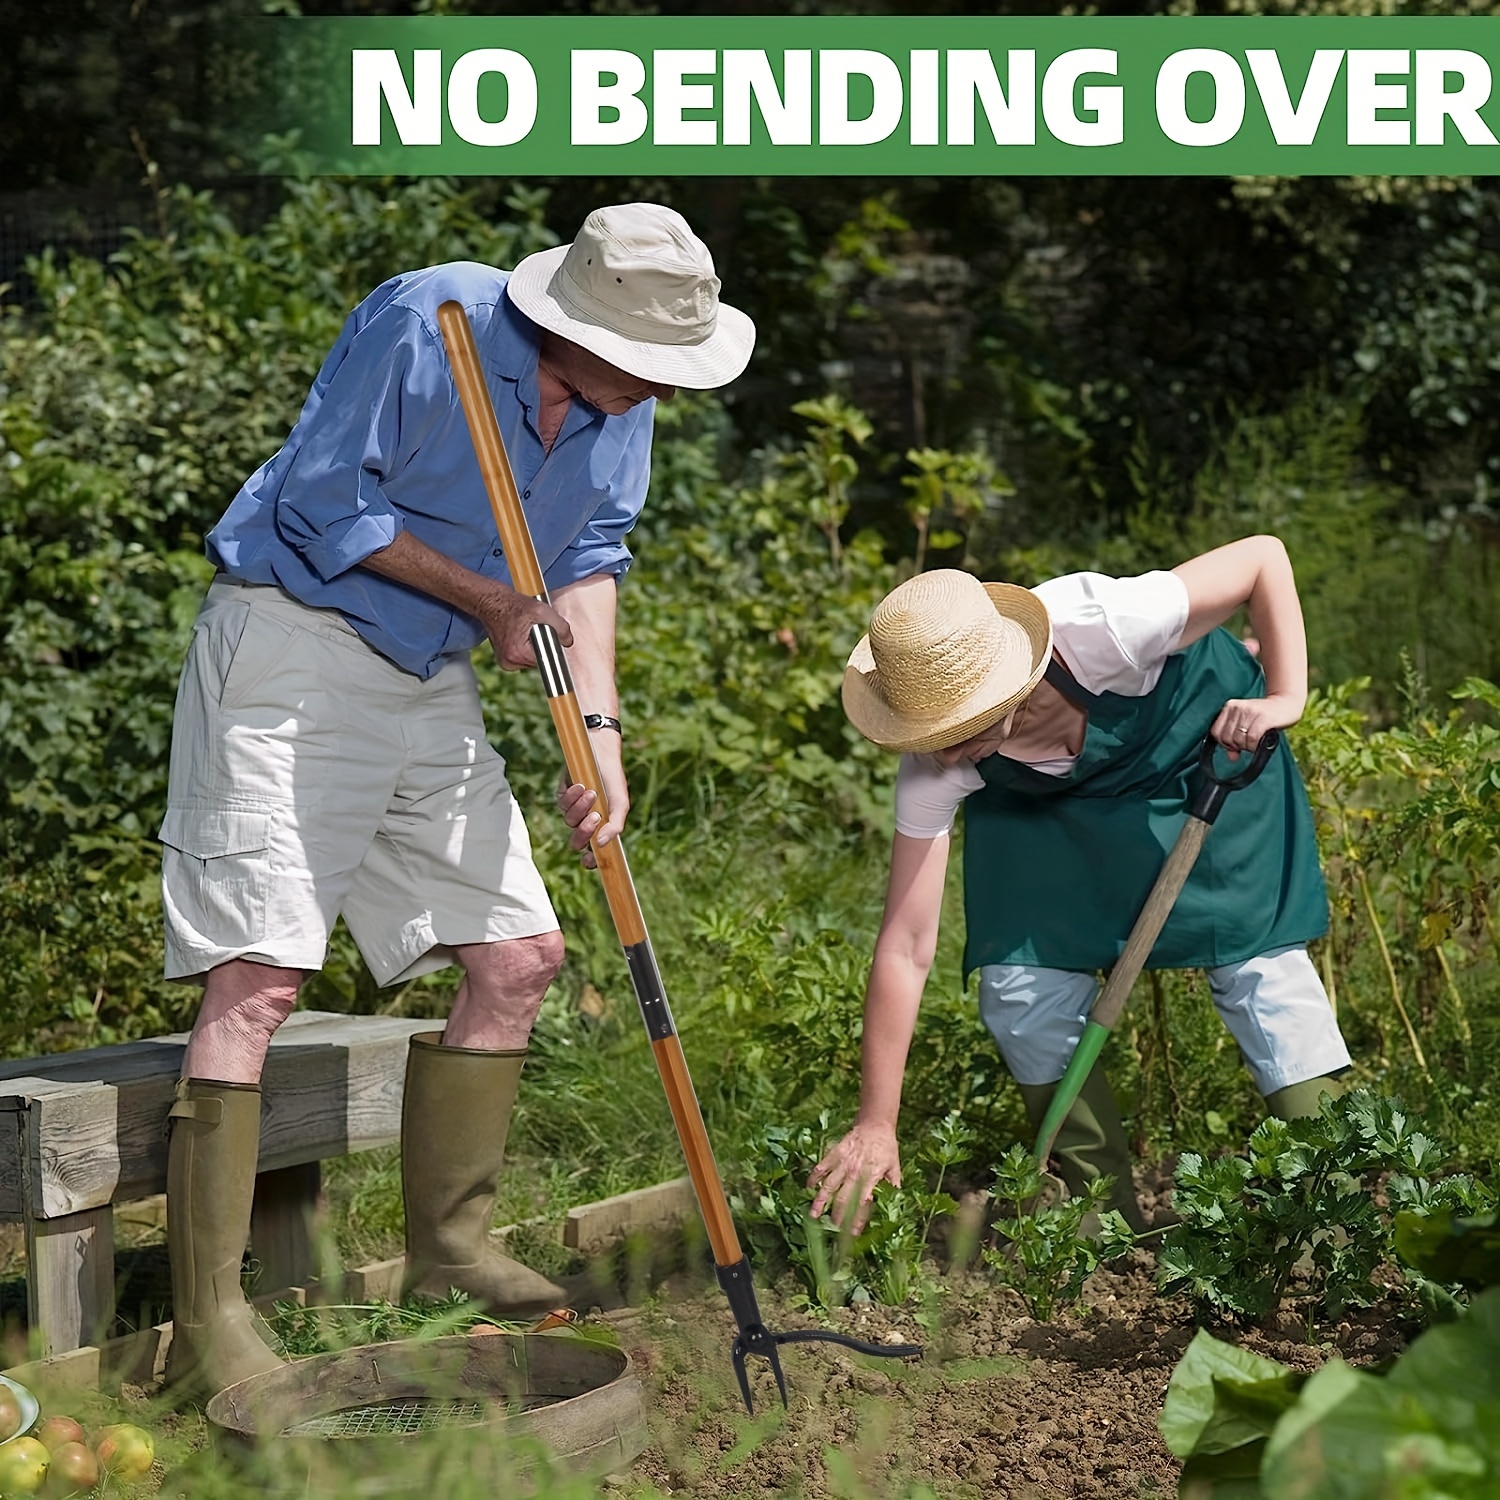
[842,570,1053,753]
[506,203,755,389]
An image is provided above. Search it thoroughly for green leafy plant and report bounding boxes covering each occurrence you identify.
[1158,1089,1496,1330]
[982,1145,1134,1322]
[786,395,872,571]
[900,446,1011,573]
[1394,1206,1500,1324]
[731,1111,972,1311]
[1159,1328,1310,1497]
[1262,1290,1500,1500]
[1161,1289,1500,1500]
[732,1115,864,1311]
[853,1111,974,1307]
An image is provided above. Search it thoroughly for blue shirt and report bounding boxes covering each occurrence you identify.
[207,261,655,679]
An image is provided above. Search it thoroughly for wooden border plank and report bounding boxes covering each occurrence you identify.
[249,1162,323,1299]
[563,1178,696,1257]
[23,1207,115,1359]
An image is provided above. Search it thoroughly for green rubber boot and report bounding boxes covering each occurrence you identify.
[400,1032,574,1315]
[164,1079,284,1397]
[1018,1065,1150,1235]
[1264,1074,1346,1120]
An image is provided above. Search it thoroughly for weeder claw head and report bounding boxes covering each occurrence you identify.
[775,1327,925,1362]
[769,1342,788,1409]
[729,1329,789,1415]
[730,1338,754,1415]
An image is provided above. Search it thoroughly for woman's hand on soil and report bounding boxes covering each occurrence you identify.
[1211,692,1302,760]
[808,1123,901,1234]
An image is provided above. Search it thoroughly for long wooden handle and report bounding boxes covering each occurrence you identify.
[1033,815,1209,1169]
[436,300,740,1265]
[1088,815,1209,1034]
[1035,730,1278,1174]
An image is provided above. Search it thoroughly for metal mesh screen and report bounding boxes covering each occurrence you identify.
[282,1392,560,1439]
[284,1400,488,1439]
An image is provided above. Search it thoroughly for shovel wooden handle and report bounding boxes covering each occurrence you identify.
[1033,728,1280,1172]
[436,300,740,1265]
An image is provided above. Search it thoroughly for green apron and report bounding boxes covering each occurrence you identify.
[961,627,1328,976]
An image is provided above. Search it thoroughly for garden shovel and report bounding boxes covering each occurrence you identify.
[437,302,921,1414]
[1033,728,1281,1172]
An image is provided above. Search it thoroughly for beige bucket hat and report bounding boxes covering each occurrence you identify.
[842,569,1053,753]
[505,202,755,389]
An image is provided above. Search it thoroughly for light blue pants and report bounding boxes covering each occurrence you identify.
[977,944,1351,1094]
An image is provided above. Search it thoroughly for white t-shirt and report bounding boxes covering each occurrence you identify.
[893,570,1192,839]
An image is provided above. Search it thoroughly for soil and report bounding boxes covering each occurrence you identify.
[609,1168,1415,1500]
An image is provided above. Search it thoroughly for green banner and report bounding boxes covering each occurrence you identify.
[237,16,1500,176]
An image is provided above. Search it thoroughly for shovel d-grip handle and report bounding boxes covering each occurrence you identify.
[1033,725,1280,1172]
[1191,727,1280,824]
[437,302,919,1412]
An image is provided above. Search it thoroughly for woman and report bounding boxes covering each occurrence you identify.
[807,536,1351,1233]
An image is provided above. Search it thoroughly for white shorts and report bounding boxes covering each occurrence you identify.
[977,945,1352,1095]
[159,578,558,986]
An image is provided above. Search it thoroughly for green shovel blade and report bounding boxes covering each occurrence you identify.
[1033,1020,1111,1169]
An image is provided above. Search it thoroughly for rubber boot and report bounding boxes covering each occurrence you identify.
[1264,1074,1346,1120]
[400,1032,573,1315]
[164,1080,284,1396]
[1018,1065,1150,1235]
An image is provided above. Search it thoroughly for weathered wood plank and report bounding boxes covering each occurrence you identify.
[0,1009,339,1087]
[0,1013,439,1220]
[329,1255,405,1305]
[101,1323,172,1388]
[248,1162,322,1299]
[563,1177,696,1256]
[0,1013,413,1217]
[3,1342,102,1395]
[25,1206,115,1358]
[0,1110,25,1251]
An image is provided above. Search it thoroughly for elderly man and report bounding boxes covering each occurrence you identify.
[159,203,754,1394]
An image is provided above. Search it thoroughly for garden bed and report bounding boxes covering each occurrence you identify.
[0,1136,1454,1497]
[619,1257,1410,1500]
[44,1243,1412,1500]
[613,1159,1416,1500]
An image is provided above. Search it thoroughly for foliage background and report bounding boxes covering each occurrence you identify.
[2,0,1499,1254]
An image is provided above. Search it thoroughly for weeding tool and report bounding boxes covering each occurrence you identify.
[1034,728,1280,1171]
[437,302,921,1413]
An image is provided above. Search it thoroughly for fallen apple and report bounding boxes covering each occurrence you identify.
[0,1435,51,1494]
[93,1422,154,1481]
[35,1417,86,1454]
[42,1441,96,1495]
[0,1386,23,1442]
